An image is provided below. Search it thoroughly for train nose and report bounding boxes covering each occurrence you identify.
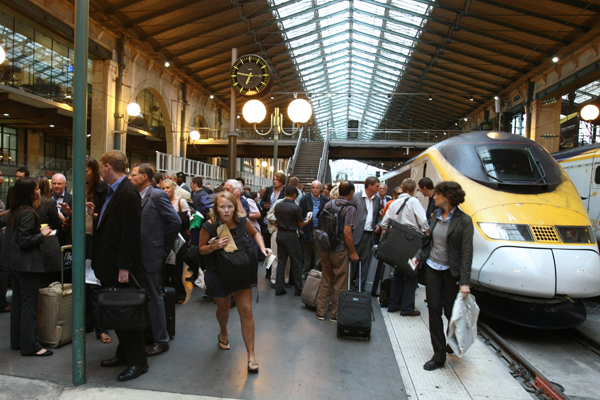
[477,247,600,298]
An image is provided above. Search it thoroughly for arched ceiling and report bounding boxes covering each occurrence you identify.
[92,0,600,138]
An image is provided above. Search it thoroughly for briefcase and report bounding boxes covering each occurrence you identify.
[97,274,148,331]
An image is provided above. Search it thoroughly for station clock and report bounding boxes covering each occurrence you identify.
[230,54,273,97]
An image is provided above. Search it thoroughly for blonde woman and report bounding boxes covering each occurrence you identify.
[198,191,271,374]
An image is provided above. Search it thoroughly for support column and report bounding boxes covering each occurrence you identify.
[530,99,562,153]
[227,48,238,179]
[180,82,187,158]
[90,59,117,162]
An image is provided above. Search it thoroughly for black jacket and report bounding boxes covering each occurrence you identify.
[0,209,45,273]
[418,207,473,286]
[92,177,143,281]
[299,193,328,242]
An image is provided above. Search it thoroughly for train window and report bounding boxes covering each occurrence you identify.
[476,146,544,183]
[595,167,600,184]
[423,162,427,178]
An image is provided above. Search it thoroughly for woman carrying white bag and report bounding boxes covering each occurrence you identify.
[412,181,474,371]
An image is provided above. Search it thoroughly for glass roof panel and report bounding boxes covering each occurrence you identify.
[270,0,432,138]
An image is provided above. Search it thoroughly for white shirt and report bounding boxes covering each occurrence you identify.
[362,191,375,232]
[381,194,429,233]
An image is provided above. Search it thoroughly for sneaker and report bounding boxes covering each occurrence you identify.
[330,317,337,322]
[316,315,325,321]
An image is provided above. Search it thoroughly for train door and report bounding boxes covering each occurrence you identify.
[589,150,600,235]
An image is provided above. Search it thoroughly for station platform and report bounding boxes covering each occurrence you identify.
[0,265,531,400]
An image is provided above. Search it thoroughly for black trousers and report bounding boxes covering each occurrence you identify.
[424,265,459,363]
[275,230,302,292]
[0,262,8,310]
[101,279,148,367]
[353,231,374,291]
[10,270,41,355]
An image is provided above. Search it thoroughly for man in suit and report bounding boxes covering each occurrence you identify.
[299,180,328,279]
[419,177,438,219]
[129,164,181,357]
[378,183,393,210]
[92,150,148,382]
[349,176,382,291]
[51,173,73,209]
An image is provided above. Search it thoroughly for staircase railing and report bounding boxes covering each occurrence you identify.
[285,126,304,181]
[317,124,330,184]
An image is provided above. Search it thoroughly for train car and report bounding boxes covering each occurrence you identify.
[381,131,600,329]
[552,143,600,242]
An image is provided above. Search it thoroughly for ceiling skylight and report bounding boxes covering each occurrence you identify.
[270,0,432,139]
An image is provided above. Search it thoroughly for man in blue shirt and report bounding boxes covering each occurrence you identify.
[299,180,329,280]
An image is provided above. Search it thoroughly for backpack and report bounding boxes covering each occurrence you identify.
[204,217,258,293]
[315,201,356,250]
[198,193,216,216]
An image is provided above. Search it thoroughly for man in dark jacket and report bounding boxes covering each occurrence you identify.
[92,150,147,382]
[129,164,181,357]
[299,180,328,279]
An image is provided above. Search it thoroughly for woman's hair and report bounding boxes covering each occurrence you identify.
[37,176,52,199]
[274,172,286,184]
[161,178,176,190]
[7,177,38,228]
[86,157,101,199]
[434,181,466,207]
[209,191,245,225]
[401,178,417,194]
[329,184,340,199]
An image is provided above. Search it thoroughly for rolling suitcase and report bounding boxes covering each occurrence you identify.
[301,269,322,308]
[337,261,373,340]
[37,245,73,348]
[163,286,176,339]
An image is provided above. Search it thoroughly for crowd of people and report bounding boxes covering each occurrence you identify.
[0,151,473,380]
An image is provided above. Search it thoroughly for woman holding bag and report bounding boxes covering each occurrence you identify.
[198,191,271,374]
[0,177,53,356]
[413,181,473,371]
[380,178,428,316]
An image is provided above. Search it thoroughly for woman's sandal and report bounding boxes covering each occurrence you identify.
[248,360,259,374]
[218,334,230,350]
[100,333,112,344]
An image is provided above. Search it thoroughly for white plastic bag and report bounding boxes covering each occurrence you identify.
[447,292,480,358]
[194,269,206,289]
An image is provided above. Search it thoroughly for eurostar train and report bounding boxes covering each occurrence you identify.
[382,131,600,328]
[552,143,600,243]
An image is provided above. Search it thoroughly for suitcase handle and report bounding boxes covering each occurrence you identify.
[348,261,361,291]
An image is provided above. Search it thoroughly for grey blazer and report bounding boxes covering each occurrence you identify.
[350,191,382,245]
[140,186,182,274]
[0,209,45,273]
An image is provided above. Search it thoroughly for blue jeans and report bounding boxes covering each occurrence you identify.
[387,268,418,313]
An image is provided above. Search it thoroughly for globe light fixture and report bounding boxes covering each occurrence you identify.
[261,161,268,168]
[189,130,200,141]
[581,104,600,121]
[243,98,313,174]
[126,102,141,117]
[242,99,267,124]
[287,99,312,123]
[0,45,5,64]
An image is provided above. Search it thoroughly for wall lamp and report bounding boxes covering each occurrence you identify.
[581,104,599,121]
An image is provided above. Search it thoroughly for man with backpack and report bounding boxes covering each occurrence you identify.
[315,181,359,321]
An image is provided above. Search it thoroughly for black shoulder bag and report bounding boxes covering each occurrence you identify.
[375,198,424,276]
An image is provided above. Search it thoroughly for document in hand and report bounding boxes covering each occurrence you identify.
[217,224,238,253]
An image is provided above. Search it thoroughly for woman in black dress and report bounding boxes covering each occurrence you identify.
[198,191,271,373]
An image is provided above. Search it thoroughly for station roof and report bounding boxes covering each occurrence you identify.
[92,0,600,138]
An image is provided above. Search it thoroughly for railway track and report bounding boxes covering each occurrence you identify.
[478,318,600,400]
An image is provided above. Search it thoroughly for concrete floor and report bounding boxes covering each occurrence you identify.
[0,266,405,400]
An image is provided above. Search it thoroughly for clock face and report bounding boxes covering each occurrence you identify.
[230,55,272,97]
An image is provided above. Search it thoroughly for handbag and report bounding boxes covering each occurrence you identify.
[376,198,424,276]
[97,273,148,331]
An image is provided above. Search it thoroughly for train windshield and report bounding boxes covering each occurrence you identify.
[476,146,545,183]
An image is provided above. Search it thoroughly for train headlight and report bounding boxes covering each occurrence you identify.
[478,223,533,241]
[556,226,596,244]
